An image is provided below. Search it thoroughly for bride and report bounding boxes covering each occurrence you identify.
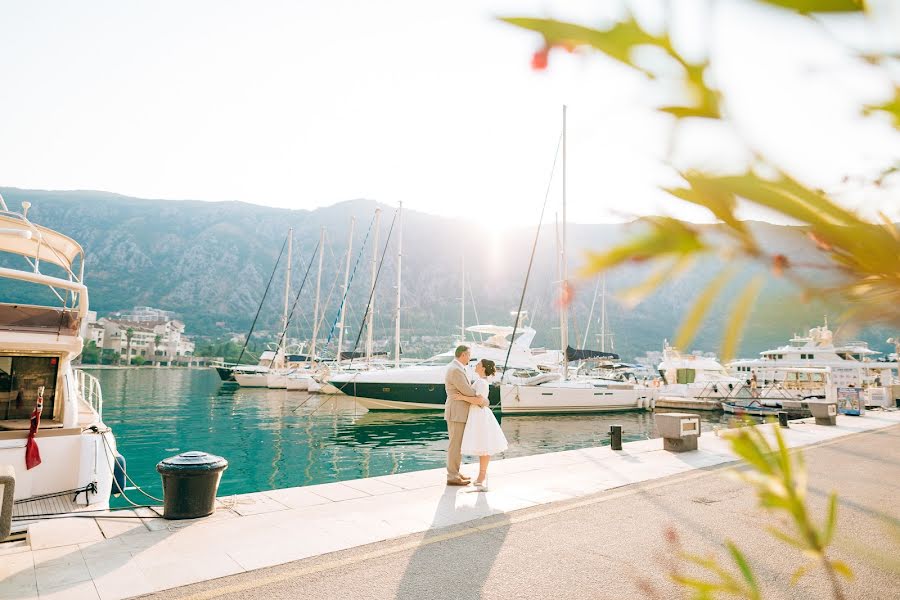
[460,359,508,490]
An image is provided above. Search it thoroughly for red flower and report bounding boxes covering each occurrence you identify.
[531,46,550,71]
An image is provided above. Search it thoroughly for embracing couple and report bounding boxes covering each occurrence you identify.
[444,345,508,490]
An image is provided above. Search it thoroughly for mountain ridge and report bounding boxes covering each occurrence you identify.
[0,186,892,361]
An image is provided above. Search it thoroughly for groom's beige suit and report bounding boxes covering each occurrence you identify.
[445,359,477,481]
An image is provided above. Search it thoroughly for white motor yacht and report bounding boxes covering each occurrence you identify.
[656,342,744,399]
[0,198,119,521]
[727,319,898,402]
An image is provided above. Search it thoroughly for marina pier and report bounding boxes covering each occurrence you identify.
[2,411,898,599]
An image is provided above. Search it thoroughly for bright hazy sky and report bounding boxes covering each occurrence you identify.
[1,0,898,226]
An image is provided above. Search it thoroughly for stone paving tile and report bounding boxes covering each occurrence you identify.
[0,550,36,600]
[133,549,244,591]
[307,482,372,502]
[225,492,291,516]
[342,476,406,496]
[263,486,333,509]
[28,518,104,550]
[94,511,148,539]
[36,579,100,600]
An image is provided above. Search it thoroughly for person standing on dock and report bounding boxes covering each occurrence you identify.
[750,370,759,398]
[444,345,488,486]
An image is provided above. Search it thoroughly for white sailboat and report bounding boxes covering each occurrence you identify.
[236,228,293,388]
[499,106,655,414]
[0,196,119,521]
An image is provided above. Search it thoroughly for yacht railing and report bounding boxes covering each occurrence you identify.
[74,369,103,420]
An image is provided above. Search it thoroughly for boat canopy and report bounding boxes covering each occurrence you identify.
[467,325,536,350]
[0,213,84,273]
[565,346,620,361]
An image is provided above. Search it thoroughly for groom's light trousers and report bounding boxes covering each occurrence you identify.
[446,421,467,480]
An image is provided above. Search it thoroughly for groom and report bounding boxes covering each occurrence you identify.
[444,345,488,486]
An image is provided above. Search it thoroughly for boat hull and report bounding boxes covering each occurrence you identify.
[500,383,656,414]
[234,373,269,387]
[330,381,500,410]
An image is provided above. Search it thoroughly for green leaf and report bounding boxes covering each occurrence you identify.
[725,540,760,599]
[790,563,813,585]
[830,559,855,580]
[863,86,900,128]
[659,63,722,121]
[720,275,764,362]
[758,0,864,14]
[730,432,776,476]
[499,16,673,77]
[581,217,705,274]
[674,269,733,351]
[618,255,694,308]
[766,525,809,550]
[823,492,839,547]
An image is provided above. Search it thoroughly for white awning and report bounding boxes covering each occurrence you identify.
[0,214,83,272]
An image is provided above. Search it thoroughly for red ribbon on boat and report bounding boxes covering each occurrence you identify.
[25,386,43,470]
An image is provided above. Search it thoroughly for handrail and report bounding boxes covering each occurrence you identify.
[73,369,103,421]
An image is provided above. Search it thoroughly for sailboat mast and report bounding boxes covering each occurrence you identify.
[561,105,569,379]
[600,275,607,353]
[281,228,292,367]
[394,202,403,368]
[336,217,355,363]
[460,253,466,343]
[310,226,326,362]
[366,208,381,363]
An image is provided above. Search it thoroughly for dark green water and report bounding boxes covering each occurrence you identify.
[93,368,731,505]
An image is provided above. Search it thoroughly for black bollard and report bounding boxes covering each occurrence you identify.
[777,411,789,428]
[609,425,623,451]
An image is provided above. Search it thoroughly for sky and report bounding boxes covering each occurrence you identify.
[1,0,898,227]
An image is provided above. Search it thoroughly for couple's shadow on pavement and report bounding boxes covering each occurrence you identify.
[394,484,510,600]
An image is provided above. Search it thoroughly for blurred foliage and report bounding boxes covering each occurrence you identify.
[660,421,854,599]
[503,0,899,359]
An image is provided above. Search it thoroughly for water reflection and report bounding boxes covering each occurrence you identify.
[95,368,731,507]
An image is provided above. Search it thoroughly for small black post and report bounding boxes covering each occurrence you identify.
[777,411,789,428]
[609,425,623,451]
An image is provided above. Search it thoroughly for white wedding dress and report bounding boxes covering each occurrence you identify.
[460,378,508,456]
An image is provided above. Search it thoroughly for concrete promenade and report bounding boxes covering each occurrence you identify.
[1,411,898,600]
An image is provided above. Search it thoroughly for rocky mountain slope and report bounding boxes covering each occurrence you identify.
[0,187,891,360]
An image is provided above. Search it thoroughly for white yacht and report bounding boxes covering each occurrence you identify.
[327,325,563,410]
[0,198,119,520]
[656,342,743,399]
[727,319,898,399]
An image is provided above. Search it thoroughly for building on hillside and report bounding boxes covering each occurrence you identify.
[86,322,105,348]
[111,305,177,323]
[91,315,195,365]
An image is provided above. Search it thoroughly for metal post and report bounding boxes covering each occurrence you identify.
[609,425,622,451]
[777,411,789,428]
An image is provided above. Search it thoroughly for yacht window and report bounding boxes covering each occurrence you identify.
[0,355,59,423]
[676,369,696,384]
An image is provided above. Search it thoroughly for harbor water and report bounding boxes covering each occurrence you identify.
[93,368,733,506]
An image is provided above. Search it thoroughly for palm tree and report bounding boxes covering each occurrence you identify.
[152,334,162,366]
[125,327,134,366]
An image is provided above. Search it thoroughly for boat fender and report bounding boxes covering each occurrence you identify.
[113,453,127,497]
